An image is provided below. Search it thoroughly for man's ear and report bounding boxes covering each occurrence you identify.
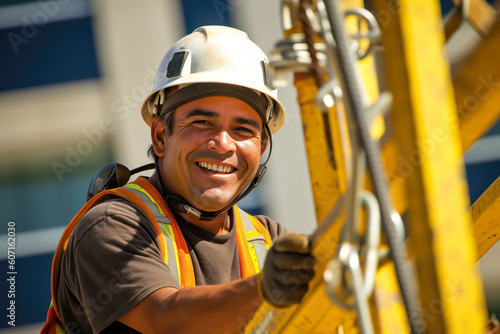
[151,117,167,157]
[261,139,268,155]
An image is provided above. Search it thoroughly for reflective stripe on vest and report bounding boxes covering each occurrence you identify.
[237,207,271,271]
[123,182,182,284]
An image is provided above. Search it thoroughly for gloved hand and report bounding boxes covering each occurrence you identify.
[258,233,316,308]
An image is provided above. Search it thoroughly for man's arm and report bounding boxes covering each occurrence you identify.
[119,233,315,334]
[119,275,261,334]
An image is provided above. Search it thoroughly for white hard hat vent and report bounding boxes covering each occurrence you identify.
[261,60,276,91]
[166,51,190,79]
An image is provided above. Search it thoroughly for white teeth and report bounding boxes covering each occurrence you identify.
[198,162,233,173]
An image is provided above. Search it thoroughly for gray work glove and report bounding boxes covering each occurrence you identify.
[258,233,316,308]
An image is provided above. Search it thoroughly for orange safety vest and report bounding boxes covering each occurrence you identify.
[41,176,272,334]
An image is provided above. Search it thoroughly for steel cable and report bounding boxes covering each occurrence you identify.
[321,0,425,332]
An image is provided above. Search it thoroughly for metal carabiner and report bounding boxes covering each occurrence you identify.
[323,190,382,303]
[324,241,375,334]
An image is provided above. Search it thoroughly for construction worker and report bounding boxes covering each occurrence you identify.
[42,25,315,334]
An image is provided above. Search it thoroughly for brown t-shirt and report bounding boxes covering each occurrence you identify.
[57,198,286,333]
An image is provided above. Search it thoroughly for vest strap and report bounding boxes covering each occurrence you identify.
[236,207,272,273]
[123,183,181,285]
[127,177,196,288]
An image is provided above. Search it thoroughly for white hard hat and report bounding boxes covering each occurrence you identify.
[141,25,285,134]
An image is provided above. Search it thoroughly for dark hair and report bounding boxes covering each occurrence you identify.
[147,109,175,160]
[147,109,269,160]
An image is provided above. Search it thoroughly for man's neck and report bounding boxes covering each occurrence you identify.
[177,210,232,235]
[149,173,232,235]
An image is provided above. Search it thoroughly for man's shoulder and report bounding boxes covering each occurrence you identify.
[82,197,146,224]
[71,197,153,245]
[251,214,287,241]
[90,196,146,218]
[252,214,274,228]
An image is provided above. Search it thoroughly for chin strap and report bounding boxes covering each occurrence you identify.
[155,125,273,221]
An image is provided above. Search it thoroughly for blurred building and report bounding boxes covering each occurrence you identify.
[0,1,316,331]
[0,0,498,332]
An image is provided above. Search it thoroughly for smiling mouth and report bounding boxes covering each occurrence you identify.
[197,162,235,174]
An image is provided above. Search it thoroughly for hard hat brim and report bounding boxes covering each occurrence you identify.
[141,72,285,134]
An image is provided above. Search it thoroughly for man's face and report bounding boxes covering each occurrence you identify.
[153,96,266,212]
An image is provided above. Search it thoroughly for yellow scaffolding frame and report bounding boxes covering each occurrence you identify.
[245,0,498,332]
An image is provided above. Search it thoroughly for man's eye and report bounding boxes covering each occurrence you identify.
[193,120,211,125]
[236,127,255,135]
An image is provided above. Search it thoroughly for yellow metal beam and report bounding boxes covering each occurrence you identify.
[295,73,346,222]
[372,0,487,333]
[454,16,500,151]
[470,176,500,260]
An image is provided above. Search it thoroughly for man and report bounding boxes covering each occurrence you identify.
[43,26,315,334]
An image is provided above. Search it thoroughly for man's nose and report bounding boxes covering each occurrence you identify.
[207,130,237,153]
